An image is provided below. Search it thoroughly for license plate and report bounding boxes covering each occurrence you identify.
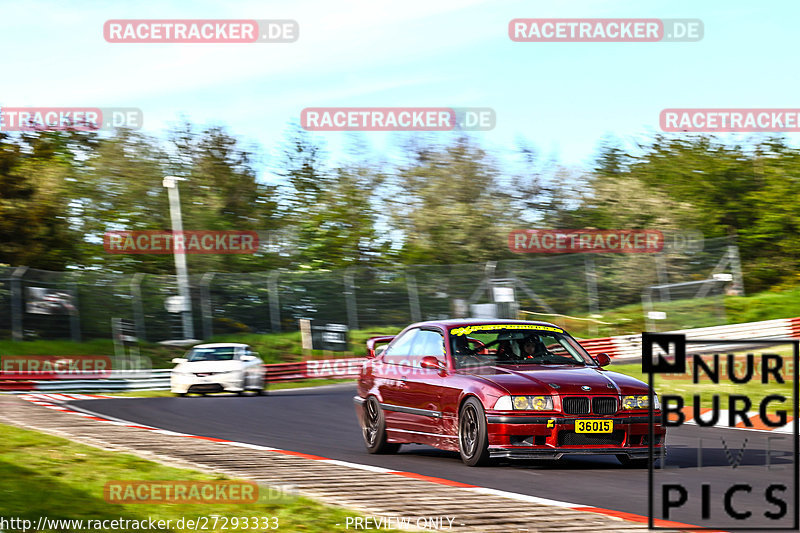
[575,419,613,433]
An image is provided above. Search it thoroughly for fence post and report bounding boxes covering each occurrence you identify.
[200,272,216,339]
[728,244,745,296]
[131,273,146,342]
[69,281,81,342]
[268,270,281,332]
[10,266,27,341]
[344,267,359,331]
[584,256,599,337]
[654,252,670,302]
[406,271,422,323]
[642,289,656,332]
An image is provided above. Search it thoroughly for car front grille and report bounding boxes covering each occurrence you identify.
[558,430,625,446]
[562,396,618,415]
[562,397,590,414]
[592,397,618,415]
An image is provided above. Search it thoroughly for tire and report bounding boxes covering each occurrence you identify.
[362,397,401,454]
[174,392,187,397]
[459,397,491,466]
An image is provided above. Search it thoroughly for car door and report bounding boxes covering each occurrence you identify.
[376,328,422,430]
[399,328,448,437]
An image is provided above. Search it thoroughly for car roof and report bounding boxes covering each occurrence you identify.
[191,343,250,349]
[405,318,562,329]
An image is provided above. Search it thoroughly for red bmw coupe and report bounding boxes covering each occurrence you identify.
[354,319,665,466]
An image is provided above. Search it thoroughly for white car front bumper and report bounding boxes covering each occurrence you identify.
[170,371,244,394]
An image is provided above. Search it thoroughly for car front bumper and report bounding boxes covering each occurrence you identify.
[485,412,665,459]
[170,373,244,394]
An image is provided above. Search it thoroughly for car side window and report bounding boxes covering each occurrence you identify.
[383,328,420,365]
[410,330,445,364]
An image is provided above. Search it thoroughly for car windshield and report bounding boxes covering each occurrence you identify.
[448,324,594,369]
[186,347,236,362]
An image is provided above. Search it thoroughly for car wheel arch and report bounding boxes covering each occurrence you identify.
[458,393,484,417]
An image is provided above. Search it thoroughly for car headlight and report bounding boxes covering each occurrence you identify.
[494,395,553,411]
[622,394,660,410]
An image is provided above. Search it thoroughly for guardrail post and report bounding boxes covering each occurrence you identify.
[10,266,27,342]
[268,270,281,332]
[200,271,216,339]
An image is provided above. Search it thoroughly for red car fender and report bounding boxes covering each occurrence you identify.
[438,383,506,436]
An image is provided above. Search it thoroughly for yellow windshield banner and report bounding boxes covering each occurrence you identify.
[449,324,563,336]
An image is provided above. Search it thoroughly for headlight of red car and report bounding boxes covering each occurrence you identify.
[494,395,553,411]
[622,394,660,409]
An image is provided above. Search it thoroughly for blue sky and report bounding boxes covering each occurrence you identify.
[3,0,798,179]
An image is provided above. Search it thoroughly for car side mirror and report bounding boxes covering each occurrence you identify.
[420,356,445,372]
[241,355,255,362]
[594,353,611,367]
[171,357,187,364]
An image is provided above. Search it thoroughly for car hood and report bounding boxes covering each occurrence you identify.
[458,365,650,395]
[173,360,241,373]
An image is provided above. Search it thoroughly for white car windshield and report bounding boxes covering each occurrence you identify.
[186,348,236,362]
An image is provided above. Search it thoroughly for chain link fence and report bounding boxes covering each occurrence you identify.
[0,237,741,342]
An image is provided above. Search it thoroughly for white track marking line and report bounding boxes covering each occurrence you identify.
[320,459,397,474]
[466,487,578,508]
[225,442,278,451]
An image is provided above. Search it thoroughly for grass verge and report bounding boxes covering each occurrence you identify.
[0,423,378,532]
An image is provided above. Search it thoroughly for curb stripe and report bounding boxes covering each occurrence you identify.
[571,506,719,531]
[390,471,477,487]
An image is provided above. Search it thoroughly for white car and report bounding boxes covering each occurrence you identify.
[170,343,265,396]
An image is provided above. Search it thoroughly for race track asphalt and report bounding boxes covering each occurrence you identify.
[69,384,798,530]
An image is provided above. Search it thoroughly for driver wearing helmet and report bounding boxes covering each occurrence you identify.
[452,335,479,368]
[519,335,548,359]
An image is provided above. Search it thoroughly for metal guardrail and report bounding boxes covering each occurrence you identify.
[23,369,172,393]
[0,360,365,392]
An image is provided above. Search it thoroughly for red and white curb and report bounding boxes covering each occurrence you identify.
[15,393,709,531]
[668,407,794,433]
